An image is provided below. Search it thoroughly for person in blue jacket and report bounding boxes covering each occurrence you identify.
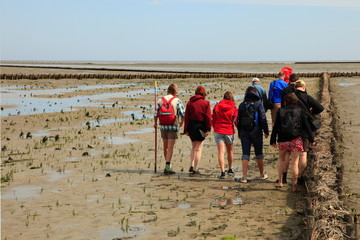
[268,72,288,126]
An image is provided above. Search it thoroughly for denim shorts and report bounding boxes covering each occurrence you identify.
[214,132,235,145]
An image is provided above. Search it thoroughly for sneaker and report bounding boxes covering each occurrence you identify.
[163,168,175,175]
[189,166,194,173]
[240,177,247,183]
[192,170,201,175]
[219,172,226,179]
[260,174,268,180]
[227,168,235,174]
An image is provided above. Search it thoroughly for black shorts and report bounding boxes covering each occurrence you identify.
[188,120,206,142]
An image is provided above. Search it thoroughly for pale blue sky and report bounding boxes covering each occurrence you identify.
[1,0,359,62]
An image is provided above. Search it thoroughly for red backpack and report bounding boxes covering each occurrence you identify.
[158,97,176,125]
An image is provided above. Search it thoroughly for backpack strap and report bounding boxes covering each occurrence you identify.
[161,97,168,105]
[168,96,176,104]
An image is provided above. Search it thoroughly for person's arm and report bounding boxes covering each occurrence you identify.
[237,104,242,138]
[258,102,269,136]
[270,111,281,146]
[301,109,314,143]
[183,102,190,134]
[268,81,274,101]
[177,99,185,128]
[205,101,212,133]
[212,106,217,129]
[308,95,324,115]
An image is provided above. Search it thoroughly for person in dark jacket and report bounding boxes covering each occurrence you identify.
[293,80,324,177]
[281,73,299,107]
[237,86,269,183]
[184,86,212,175]
[277,73,299,183]
[212,91,238,179]
[271,93,314,191]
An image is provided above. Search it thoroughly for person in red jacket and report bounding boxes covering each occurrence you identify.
[212,91,238,179]
[184,86,212,175]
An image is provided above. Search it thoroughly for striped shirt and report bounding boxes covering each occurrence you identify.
[154,95,185,131]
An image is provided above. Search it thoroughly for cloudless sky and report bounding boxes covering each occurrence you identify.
[1,0,360,62]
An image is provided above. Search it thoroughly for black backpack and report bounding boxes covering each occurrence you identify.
[279,108,301,138]
[239,102,257,131]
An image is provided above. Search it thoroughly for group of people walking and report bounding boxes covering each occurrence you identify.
[153,71,324,191]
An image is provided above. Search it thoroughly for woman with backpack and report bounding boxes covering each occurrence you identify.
[154,84,185,175]
[270,93,314,191]
[237,86,269,183]
[212,91,238,179]
[184,86,212,175]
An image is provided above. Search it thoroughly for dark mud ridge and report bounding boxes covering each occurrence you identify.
[305,73,358,240]
[0,69,360,80]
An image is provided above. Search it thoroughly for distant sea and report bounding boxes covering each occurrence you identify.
[1,60,360,73]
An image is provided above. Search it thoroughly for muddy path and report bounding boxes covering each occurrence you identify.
[1,74,326,240]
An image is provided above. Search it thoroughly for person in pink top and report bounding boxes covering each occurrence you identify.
[212,92,238,179]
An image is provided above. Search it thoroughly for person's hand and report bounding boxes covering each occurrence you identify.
[205,131,210,137]
[179,121,184,127]
[153,123,158,129]
[264,134,269,139]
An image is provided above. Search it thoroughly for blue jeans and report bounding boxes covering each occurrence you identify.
[239,128,264,160]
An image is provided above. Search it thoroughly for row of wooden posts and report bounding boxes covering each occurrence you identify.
[1,71,359,80]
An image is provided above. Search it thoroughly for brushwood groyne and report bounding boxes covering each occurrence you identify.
[304,72,358,240]
[0,71,359,80]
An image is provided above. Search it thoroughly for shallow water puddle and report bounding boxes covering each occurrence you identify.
[63,157,80,162]
[85,118,130,127]
[338,82,359,86]
[100,136,138,145]
[45,170,72,182]
[99,224,146,240]
[125,128,153,135]
[212,197,243,207]
[1,185,43,201]
[1,85,153,116]
[178,203,192,209]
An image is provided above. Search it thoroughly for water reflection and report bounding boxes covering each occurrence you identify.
[1,84,153,116]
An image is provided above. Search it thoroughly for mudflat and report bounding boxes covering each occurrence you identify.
[332,77,360,236]
[0,68,347,239]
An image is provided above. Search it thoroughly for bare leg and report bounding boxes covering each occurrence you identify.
[225,143,234,170]
[276,150,288,187]
[290,151,301,191]
[217,142,225,172]
[165,139,176,163]
[256,158,264,176]
[192,141,204,171]
[190,141,195,168]
[163,139,169,160]
[298,151,307,176]
[242,159,249,180]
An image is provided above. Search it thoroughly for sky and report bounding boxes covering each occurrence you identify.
[1,0,360,62]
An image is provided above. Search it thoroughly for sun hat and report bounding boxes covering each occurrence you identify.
[252,77,260,83]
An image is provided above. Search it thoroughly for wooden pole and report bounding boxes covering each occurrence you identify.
[154,81,158,173]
